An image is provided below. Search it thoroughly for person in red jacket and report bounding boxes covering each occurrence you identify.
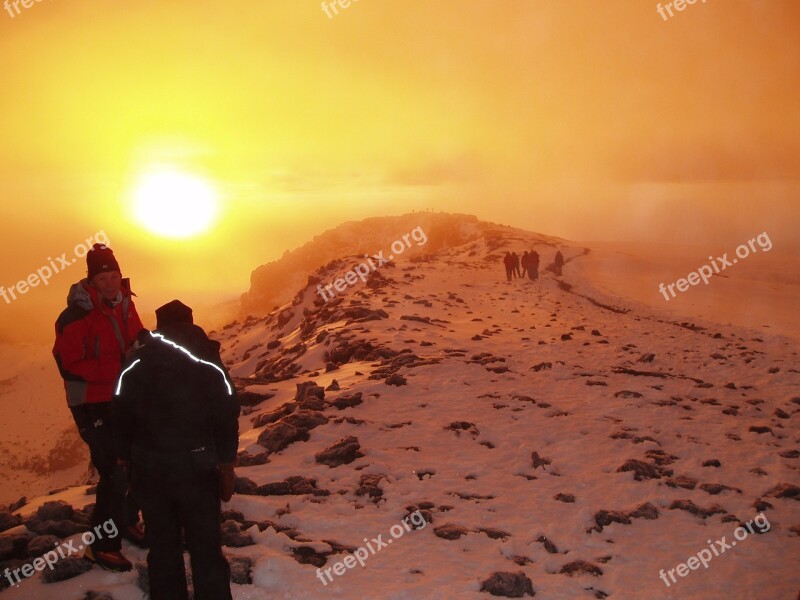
[53,243,147,572]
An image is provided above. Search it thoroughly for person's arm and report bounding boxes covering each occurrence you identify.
[209,364,239,502]
[212,371,240,465]
[112,356,144,463]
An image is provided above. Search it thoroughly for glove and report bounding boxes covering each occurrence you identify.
[218,462,236,502]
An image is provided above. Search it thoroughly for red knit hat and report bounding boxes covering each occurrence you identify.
[86,244,121,280]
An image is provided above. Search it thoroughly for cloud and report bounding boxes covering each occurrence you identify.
[390,154,484,187]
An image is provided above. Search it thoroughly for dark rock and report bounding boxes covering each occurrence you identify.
[480,571,535,597]
[554,493,575,503]
[644,450,678,466]
[668,500,726,518]
[702,459,721,468]
[320,539,359,555]
[330,392,363,410]
[237,390,275,407]
[0,512,21,533]
[252,402,296,428]
[257,476,330,497]
[42,556,91,583]
[447,421,479,436]
[291,545,329,568]
[27,520,86,538]
[559,560,603,577]
[665,476,697,490]
[325,379,340,391]
[433,524,470,540]
[531,452,551,469]
[220,509,248,525]
[36,501,74,522]
[220,520,254,547]
[753,499,773,512]
[403,507,432,528]
[227,554,253,584]
[84,592,115,600]
[385,373,407,386]
[478,528,511,540]
[764,483,800,500]
[237,452,269,467]
[537,536,558,553]
[26,535,62,558]
[699,483,741,495]
[749,426,773,435]
[594,510,630,531]
[282,410,329,431]
[355,474,384,502]
[614,390,643,398]
[256,422,308,454]
[628,503,659,520]
[0,537,15,561]
[617,459,661,481]
[234,476,259,495]
[315,436,364,467]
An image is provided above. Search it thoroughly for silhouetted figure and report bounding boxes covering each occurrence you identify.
[528,250,539,280]
[114,301,239,600]
[554,251,564,276]
[511,252,521,278]
[503,252,514,282]
[520,251,529,278]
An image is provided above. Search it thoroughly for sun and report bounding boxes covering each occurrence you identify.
[132,171,219,238]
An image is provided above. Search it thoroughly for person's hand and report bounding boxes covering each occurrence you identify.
[218,462,236,502]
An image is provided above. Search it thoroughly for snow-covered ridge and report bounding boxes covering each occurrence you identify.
[2,216,798,599]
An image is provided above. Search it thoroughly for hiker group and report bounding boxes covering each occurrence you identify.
[502,249,564,282]
[52,243,239,600]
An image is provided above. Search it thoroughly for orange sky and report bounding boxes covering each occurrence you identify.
[0,0,798,342]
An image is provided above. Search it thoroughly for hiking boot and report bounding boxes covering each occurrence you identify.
[83,546,133,572]
[122,522,148,548]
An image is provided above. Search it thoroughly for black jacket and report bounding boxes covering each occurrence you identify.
[112,322,239,473]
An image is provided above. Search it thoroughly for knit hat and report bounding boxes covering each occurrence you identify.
[156,300,194,329]
[86,244,121,280]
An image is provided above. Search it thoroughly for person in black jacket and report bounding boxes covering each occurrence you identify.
[113,300,240,600]
[529,250,540,280]
[554,250,564,276]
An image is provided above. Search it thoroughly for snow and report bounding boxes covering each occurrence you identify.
[2,221,798,599]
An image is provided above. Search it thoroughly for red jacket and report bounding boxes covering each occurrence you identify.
[53,278,144,406]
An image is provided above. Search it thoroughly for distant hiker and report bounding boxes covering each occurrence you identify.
[554,250,564,276]
[520,251,529,278]
[511,252,522,278]
[52,243,147,572]
[528,250,540,280]
[503,252,514,281]
[114,300,240,600]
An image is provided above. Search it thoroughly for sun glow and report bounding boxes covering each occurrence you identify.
[132,171,219,238]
